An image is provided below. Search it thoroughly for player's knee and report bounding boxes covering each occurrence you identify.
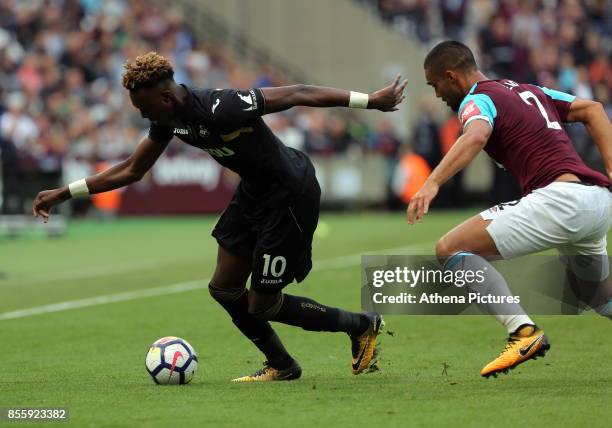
[436,236,456,263]
[208,283,246,304]
[248,292,284,320]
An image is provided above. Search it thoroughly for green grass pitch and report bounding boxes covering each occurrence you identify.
[1,211,611,427]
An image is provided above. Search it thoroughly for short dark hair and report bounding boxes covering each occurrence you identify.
[424,41,477,75]
[122,52,174,91]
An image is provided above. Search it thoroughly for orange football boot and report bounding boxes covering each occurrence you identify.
[350,312,385,375]
[232,360,302,382]
[481,324,550,378]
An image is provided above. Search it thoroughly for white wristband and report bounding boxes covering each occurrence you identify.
[68,178,90,198]
[349,91,369,109]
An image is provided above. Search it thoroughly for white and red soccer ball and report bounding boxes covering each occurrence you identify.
[145,336,198,385]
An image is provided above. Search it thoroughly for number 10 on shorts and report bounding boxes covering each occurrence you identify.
[262,254,287,277]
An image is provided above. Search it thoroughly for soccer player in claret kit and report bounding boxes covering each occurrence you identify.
[32,52,407,381]
[408,41,612,378]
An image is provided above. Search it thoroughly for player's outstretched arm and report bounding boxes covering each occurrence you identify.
[566,98,612,181]
[260,75,407,113]
[407,120,492,224]
[32,137,170,222]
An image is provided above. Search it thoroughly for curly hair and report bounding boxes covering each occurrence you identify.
[122,52,174,91]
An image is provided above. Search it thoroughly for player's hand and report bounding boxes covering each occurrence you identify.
[406,180,439,225]
[369,75,408,112]
[32,187,71,223]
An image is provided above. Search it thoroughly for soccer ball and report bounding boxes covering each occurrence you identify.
[145,336,198,385]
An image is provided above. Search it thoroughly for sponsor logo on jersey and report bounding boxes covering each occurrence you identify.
[460,101,481,124]
[212,98,220,114]
[220,127,254,142]
[174,128,189,135]
[260,278,282,284]
[238,90,258,111]
[203,147,235,158]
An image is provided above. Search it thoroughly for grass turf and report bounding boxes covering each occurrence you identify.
[1,212,611,427]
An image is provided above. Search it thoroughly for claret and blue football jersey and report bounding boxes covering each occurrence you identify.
[457,79,610,195]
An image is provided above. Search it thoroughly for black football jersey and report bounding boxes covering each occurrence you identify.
[148,85,314,204]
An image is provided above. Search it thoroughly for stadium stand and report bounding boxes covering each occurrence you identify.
[360,0,611,201]
[1,0,609,220]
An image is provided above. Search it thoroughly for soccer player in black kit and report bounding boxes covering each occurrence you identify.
[33,52,407,381]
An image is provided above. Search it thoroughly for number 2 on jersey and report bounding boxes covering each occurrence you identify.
[518,91,562,130]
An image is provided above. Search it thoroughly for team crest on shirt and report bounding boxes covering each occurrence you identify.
[198,125,210,138]
[460,101,481,125]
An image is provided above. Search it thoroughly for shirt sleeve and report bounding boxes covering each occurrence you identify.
[537,86,576,122]
[207,88,266,127]
[147,123,174,143]
[457,93,497,130]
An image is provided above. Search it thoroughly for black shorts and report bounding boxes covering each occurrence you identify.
[212,177,321,293]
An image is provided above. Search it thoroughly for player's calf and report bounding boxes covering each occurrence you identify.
[208,284,296,372]
[249,291,383,374]
[248,291,368,335]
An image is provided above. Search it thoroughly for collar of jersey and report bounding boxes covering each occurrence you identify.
[460,81,485,109]
[469,79,501,94]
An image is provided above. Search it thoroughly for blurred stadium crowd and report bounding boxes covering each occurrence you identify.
[0,0,610,214]
[362,0,611,202]
[367,0,611,147]
[368,0,610,104]
[0,0,398,166]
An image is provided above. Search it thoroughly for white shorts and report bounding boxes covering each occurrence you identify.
[481,182,612,280]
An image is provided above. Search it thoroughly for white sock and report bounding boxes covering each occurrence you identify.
[500,314,535,335]
[444,252,535,334]
[596,299,612,317]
